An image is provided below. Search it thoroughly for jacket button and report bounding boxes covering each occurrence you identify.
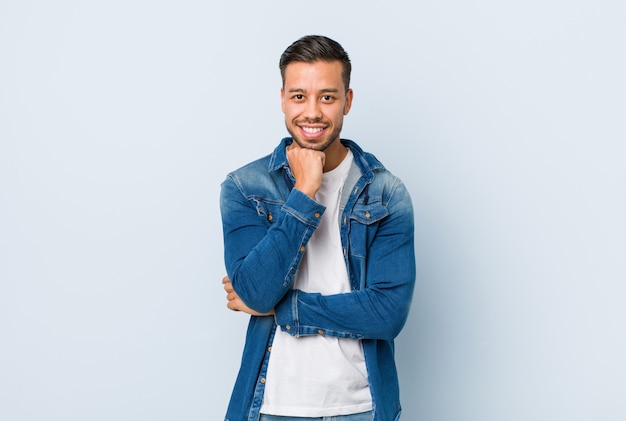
[317,329,324,335]
[365,212,371,219]
[285,325,291,330]
[314,212,321,218]
[300,246,305,252]
[260,378,266,384]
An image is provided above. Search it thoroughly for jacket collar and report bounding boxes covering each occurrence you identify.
[267,137,384,181]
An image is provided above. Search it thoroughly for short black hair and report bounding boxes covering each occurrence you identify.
[279,35,351,92]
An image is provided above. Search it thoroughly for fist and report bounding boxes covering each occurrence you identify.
[287,143,325,198]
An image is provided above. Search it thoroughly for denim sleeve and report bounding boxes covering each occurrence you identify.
[220,175,326,314]
[273,181,416,340]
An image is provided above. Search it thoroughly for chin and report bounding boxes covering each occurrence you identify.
[292,136,336,152]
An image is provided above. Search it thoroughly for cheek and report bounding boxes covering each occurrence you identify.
[285,105,305,119]
[332,107,347,121]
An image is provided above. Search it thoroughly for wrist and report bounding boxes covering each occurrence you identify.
[294,184,318,199]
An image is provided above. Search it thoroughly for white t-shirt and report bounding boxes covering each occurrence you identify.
[260,149,373,417]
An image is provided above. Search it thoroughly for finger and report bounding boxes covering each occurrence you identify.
[223,282,234,293]
[227,303,240,312]
[222,276,230,284]
[227,299,242,312]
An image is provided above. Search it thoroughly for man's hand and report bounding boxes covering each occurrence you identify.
[222,276,274,316]
[287,142,325,198]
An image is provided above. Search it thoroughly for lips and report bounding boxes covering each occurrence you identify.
[299,125,326,139]
[301,126,323,134]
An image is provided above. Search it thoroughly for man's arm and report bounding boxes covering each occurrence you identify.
[273,180,416,341]
[220,178,325,314]
[222,276,274,316]
[222,180,415,340]
[221,142,327,314]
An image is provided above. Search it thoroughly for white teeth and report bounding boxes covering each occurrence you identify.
[302,127,323,134]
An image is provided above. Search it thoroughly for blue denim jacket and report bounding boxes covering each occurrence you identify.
[221,138,415,421]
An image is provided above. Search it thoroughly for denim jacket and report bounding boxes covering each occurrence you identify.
[220,138,416,421]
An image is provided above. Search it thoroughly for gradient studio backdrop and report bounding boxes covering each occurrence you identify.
[1,1,624,420]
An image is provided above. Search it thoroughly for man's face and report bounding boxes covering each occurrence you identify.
[281,60,353,152]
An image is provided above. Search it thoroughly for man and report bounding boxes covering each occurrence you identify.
[220,35,415,421]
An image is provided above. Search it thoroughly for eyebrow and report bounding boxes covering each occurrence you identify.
[287,88,340,94]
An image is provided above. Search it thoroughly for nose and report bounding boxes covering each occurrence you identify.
[303,97,322,121]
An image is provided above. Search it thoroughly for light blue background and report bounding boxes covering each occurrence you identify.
[1,1,624,420]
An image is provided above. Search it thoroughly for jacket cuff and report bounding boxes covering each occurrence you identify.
[283,189,326,228]
[274,290,298,336]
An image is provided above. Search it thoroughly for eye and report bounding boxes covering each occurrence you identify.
[293,94,304,101]
[322,95,334,102]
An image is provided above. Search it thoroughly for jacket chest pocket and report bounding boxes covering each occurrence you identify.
[348,202,388,258]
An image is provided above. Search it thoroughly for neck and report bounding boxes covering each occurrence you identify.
[323,138,348,172]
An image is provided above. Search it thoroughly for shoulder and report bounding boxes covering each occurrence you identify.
[371,167,411,208]
[227,153,272,181]
[224,138,289,189]
[222,153,286,201]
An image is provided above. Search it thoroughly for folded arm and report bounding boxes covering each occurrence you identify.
[220,176,325,314]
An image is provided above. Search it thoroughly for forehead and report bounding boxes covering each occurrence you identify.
[283,61,345,90]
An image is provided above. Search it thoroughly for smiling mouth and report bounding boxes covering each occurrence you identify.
[301,126,324,134]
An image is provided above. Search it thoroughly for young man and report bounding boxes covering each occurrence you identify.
[220,35,415,421]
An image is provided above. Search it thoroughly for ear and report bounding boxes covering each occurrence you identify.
[343,88,354,115]
[280,87,286,113]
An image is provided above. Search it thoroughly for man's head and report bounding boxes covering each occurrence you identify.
[279,35,354,155]
[279,35,351,93]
